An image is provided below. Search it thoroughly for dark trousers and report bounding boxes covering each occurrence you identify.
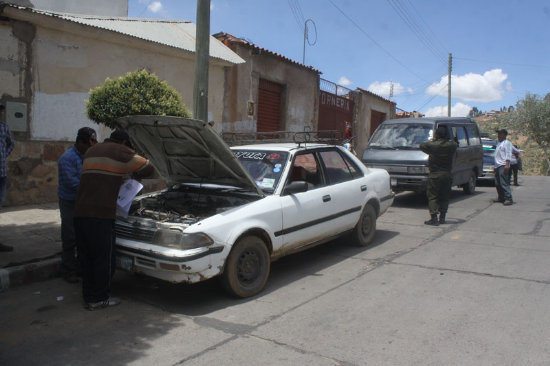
[0,176,6,211]
[508,164,519,185]
[59,198,78,273]
[495,166,513,202]
[75,217,116,303]
[426,171,452,215]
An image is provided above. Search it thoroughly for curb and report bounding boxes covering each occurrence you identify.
[0,257,61,291]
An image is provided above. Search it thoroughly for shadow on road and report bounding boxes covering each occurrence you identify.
[113,229,400,316]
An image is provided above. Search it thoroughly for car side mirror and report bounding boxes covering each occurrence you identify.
[284,181,309,195]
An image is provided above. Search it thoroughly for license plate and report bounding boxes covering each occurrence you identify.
[116,255,134,271]
[391,178,397,186]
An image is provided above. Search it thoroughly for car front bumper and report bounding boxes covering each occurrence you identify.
[115,237,226,283]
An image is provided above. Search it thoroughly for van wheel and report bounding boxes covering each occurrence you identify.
[462,171,476,194]
[221,236,270,298]
[351,204,377,246]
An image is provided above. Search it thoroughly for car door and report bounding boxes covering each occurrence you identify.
[278,151,340,250]
[316,149,365,232]
[450,124,470,185]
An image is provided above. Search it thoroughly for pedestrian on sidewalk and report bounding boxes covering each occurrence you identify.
[0,104,15,252]
[74,129,154,310]
[57,127,97,282]
[494,129,513,205]
[420,125,457,226]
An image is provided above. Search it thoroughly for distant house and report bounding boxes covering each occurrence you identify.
[0,4,243,206]
[214,32,320,134]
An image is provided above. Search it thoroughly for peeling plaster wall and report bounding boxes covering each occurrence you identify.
[7,0,128,16]
[1,17,228,206]
[222,43,319,133]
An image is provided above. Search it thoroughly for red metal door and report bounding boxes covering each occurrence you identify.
[257,79,282,132]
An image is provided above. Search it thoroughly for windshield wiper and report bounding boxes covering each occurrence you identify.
[394,146,419,150]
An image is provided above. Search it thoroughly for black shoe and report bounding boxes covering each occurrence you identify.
[503,200,513,206]
[0,243,13,252]
[86,297,121,311]
[439,213,446,225]
[424,214,440,226]
[492,198,504,203]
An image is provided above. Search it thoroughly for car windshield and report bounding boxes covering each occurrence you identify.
[233,150,289,194]
[369,124,433,149]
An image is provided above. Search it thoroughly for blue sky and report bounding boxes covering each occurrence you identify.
[128,0,550,117]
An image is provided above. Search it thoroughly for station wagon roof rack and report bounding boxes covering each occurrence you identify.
[222,130,344,147]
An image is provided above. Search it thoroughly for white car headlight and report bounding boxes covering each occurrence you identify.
[152,229,213,250]
[407,166,429,174]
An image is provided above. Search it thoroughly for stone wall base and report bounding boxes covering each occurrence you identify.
[3,140,165,207]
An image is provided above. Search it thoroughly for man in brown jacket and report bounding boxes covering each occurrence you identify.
[74,130,154,310]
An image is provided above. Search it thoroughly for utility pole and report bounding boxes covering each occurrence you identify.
[448,53,452,117]
[389,81,394,100]
[193,0,210,122]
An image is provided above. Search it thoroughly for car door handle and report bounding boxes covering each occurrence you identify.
[322,195,331,202]
[360,185,367,192]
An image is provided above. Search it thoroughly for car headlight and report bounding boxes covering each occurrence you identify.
[407,166,429,174]
[152,229,214,250]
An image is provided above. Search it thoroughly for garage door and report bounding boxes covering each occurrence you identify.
[257,79,282,132]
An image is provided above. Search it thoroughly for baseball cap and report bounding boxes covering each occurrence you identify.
[495,129,508,135]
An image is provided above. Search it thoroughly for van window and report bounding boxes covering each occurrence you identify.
[466,125,481,145]
[453,126,468,147]
[368,124,433,149]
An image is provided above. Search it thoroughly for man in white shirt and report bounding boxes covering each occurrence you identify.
[494,129,513,205]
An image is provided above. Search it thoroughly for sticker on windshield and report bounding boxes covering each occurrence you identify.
[260,178,275,188]
[268,153,281,160]
[234,151,267,160]
[273,168,280,173]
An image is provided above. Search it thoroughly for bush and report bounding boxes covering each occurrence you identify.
[86,69,190,129]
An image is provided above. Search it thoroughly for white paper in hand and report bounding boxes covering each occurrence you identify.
[116,179,143,218]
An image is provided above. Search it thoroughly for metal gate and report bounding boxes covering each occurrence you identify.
[318,79,354,134]
[257,79,283,132]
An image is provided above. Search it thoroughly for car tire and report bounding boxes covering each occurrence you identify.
[221,235,271,298]
[462,171,476,194]
[351,204,377,247]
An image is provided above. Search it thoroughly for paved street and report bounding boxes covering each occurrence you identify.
[1,175,549,366]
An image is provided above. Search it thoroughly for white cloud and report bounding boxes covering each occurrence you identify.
[424,102,472,117]
[367,81,409,97]
[148,1,163,13]
[426,69,508,103]
[338,76,352,86]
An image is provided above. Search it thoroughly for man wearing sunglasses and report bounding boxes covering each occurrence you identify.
[57,127,97,283]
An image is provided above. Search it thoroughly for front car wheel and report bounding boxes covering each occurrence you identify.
[221,236,271,298]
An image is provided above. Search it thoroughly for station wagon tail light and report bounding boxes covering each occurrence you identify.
[407,166,429,174]
[152,229,213,250]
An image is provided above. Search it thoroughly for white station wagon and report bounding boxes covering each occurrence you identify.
[114,116,394,297]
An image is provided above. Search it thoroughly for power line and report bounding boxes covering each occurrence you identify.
[454,56,550,69]
[327,0,430,84]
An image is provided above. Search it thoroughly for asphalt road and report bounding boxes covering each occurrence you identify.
[1,176,549,366]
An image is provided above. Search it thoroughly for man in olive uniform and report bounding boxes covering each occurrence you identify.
[420,126,457,226]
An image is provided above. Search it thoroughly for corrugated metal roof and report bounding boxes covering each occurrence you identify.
[214,32,321,74]
[2,5,244,65]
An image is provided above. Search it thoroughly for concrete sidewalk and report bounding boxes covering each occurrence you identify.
[0,202,62,290]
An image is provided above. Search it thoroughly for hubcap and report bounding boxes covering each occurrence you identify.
[361,214,372,237]
[237,249,260,284]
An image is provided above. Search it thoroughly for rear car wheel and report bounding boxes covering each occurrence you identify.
[462,171,476,194]
[351,204,377,247]
[221,236,270,298]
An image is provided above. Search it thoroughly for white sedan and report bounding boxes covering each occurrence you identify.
[114,116,394,297]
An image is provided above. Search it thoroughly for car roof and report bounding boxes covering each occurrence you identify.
[231,143,334,152]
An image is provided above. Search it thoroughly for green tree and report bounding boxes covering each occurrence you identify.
[86,69,190,129]
[502,92,550,175]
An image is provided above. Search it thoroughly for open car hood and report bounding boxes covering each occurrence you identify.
[117,115,264,196]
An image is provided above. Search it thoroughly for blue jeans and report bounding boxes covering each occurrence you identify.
[495,166,513,202]
[0,176,6,211]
